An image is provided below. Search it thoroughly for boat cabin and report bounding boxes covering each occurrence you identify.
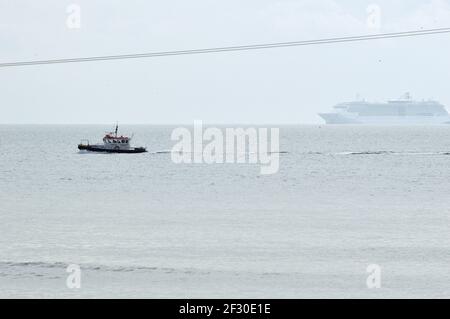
[103,134,130,145]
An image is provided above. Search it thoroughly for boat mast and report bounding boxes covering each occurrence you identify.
[115,122,118,137]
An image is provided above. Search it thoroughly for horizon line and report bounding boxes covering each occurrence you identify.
[0,122,322,126]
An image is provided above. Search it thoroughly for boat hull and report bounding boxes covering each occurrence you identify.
[78,144,147,153]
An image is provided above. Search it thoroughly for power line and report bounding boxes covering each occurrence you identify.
[1,27,449,68]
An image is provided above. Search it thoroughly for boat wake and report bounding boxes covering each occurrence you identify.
[0,261,208,278]
[344,151,395,155]
[307,151,450,156]
[150,150,289,156]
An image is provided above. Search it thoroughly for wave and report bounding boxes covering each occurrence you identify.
[152,150,173,154]
[346,151,395,155]
[346,151,450,156]
[306,151,394,155]
[307,151,450,156]
[152,150,289,155]
[0,261,206,278]
[82,148,448,157]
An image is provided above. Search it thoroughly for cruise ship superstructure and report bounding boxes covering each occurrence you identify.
[319,93,450,124]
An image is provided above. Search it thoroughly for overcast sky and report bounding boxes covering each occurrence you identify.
[1,0,450,124]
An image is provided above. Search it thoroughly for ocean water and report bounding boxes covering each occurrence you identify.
[1,124,450,298]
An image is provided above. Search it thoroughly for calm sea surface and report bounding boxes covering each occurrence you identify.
[1,125,450,298]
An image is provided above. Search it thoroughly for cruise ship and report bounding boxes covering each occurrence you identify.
[319,93,450,124]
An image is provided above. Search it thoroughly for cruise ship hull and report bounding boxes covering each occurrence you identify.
[319,113,450,124]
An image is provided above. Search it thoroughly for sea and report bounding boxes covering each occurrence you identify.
[0,124,449,298]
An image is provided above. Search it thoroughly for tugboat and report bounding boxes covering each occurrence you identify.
[78,124,147,153]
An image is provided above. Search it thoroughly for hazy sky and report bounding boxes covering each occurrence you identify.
[1,0,450,124]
